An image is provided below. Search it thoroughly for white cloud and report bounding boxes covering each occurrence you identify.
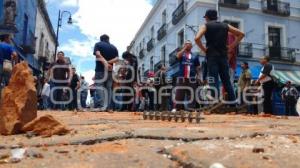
[60,39,95,58]
[72,0,152,53]
[54,0,153,57]
[61,0,79,7]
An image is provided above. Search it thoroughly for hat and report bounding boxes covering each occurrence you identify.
[204,9,218,20]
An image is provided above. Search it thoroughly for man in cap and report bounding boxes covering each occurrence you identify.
[281,81,299,116]
[173,40,201,112]
[195,9,245,105]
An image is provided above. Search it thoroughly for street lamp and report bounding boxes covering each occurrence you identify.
[54,10,73,61]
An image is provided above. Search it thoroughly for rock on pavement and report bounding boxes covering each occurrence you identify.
[22,115,70,138]
[0,62,37,135]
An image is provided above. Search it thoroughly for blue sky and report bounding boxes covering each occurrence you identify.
[46,0,155,83]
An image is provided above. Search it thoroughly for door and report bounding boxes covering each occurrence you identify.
[267,0,278,12]
[268,27,281,59]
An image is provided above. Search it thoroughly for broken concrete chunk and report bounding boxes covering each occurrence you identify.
[0,62,37,135]
[22,115,70,137]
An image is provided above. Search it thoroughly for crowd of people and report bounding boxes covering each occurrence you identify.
[0,9,299,116]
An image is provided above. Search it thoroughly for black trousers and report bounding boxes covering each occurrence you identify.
[175,78,196,111]
[262,81,274,115]
[285,97,297,116]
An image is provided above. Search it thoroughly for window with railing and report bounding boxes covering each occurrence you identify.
[265,47,296,63]
[147,38,154,52]
[262,0,290,16]
[139,49,145,59]
[172,1,186,25]
[22,31,36,54]
[219,0,249,10]
[238,43,253,58]
[169,47,180,66]
[154,60,162,72]
[157,23,167,41]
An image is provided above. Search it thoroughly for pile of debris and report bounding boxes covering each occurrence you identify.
[0,62,70,137]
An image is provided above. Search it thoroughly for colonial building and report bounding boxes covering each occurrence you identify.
[129,0,300,83]
[35,0,56,77]
[0,0,55,76]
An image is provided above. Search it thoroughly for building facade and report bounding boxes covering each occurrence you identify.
[129,0,300,82]
[0,0,55,76]
[35,0,56,77]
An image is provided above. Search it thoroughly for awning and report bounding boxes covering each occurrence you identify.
[273,70,300,85]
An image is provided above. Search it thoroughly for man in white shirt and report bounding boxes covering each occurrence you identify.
[256,56,275,115]
[80,76,89,108]
[41,79,51,110]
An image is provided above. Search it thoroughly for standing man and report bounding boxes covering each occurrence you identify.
[174,40,200,112]
[256,56,275,115]
[69,67,80,111]
[49,51,72,110]
[155,64,168,111]
[281,81,299,116]
[0,34,18,89]
[238,62,252,104]
[80,76,89,109]
[93,34,119,112]
[195,9,244,104]
[41,78,51,110]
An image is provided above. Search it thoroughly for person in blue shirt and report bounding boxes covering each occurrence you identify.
[93,34,119,112]
[0,34,18,87]
[173,40,200,112]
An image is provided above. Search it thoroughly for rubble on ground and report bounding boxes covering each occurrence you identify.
[22,115,70,138]
[0,62,37,135]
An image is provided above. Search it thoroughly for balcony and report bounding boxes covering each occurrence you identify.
[147,38,155,52]
[219,0,249,10]
[172,1,186,25]
[238,43,253,58]
[144,69,149,77]
[265,47,296,63]
[262,0,290,17]
[21,31,36,54]
[169,47,180,66]
[157,24,167,41]
[139,49,145,59]
[154,61,163,72]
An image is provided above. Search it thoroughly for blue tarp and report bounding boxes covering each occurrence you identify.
[235,65,262,80]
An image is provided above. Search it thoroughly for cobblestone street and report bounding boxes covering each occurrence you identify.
[0,111,299,168]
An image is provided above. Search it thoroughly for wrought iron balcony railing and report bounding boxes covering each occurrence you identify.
[262,0,290,17]
[265,46,296,63]
[238,42,253,58]
[147,38,155,52]
[219,0,250,10]
[154,61,163,72]
[172,1,186,25]
[157,24,167,41]
[21,31,36,54]
[139,49,145,59]
[169,47,180,66]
